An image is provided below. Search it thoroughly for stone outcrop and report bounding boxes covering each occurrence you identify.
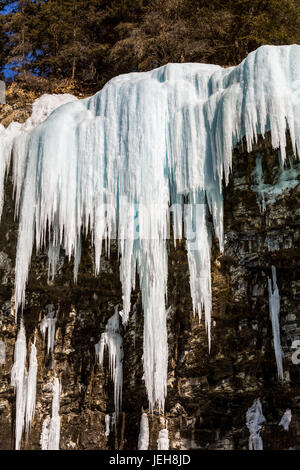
[0,93,300,450]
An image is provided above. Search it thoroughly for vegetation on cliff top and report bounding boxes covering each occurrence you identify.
[0,0,299,93]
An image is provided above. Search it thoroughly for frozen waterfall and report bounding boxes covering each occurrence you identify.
[0,44,299,412]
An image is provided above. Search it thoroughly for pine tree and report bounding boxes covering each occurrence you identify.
[0,0,299,88]
[1,1,36,75]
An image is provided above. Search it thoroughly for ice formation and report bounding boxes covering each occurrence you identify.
[11,322,38,449]
[279,409,292,431]
[246,398,266,450]
[40,417,50,450]
[47,377,61,450]
[252,154,299,211]
[40,378,61,450]
[105,414,110,437]
[138,413,149,450]
[95,307,123,417]
[0,45,299,411]
[157,427,169,450]
[0,94,77,222]
[11,321,27,450]
[40,304,57,354]
[0,340,5,364]
[25,342,38,433]
[268,266,284,381]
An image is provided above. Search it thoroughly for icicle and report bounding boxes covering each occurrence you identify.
[0,44,298,412]
[105,414,110,437]
[25,342,38,433]
[11,320,27,450]
[246,398,265,450]
[47,377,61,450]
[40,304,57,354]
[0,340,6,364]
[95,307,123,417]
[268,266,284,380]
[138,413,149,450]
[157,420,169,450]
[40,418,50,450]
[279,409,292,431]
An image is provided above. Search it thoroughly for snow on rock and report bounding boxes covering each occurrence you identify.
[95,307,123,417]
[138,413,149,450]
[40,303,57,354]
[246,398,266,450]
[268,266,284,381]
[279,409,292,431]
[1,45,299,412]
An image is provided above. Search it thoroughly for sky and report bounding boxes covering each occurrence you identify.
[1,3,21,79]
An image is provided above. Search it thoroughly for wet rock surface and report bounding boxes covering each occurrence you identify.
[0,96,300,449]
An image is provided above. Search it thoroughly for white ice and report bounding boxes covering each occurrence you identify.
[138,413,149,450]
[95,307,123,417]
[0,94,77,221]
[268,266,284,381]
[246,398,266,450]
[48,377,61,450]
[40,417,50,450]
[279,409,292,431]
[252,154,299,211]
[105,414,110,437]
[0,340,5,364]
[25,342,38,433]
[157,427,169,450]
[40,304,57,354]
[11,322,38,448]
[10,320,27,450]
[1,45,299,412]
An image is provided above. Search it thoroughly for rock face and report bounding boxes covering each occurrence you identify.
[0,98,300,449]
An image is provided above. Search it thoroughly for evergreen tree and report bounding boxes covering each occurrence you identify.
[0,0,299,87]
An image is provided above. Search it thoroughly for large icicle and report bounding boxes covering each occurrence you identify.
[11,321,27,450]
[268,266,284,380]
[48,377,61,450]
[246,398,266,450]
[0,44,298,412]
[138,413,149,450]
[95,307,123,417]
[25,342,38,433]
[0,340,5,364]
